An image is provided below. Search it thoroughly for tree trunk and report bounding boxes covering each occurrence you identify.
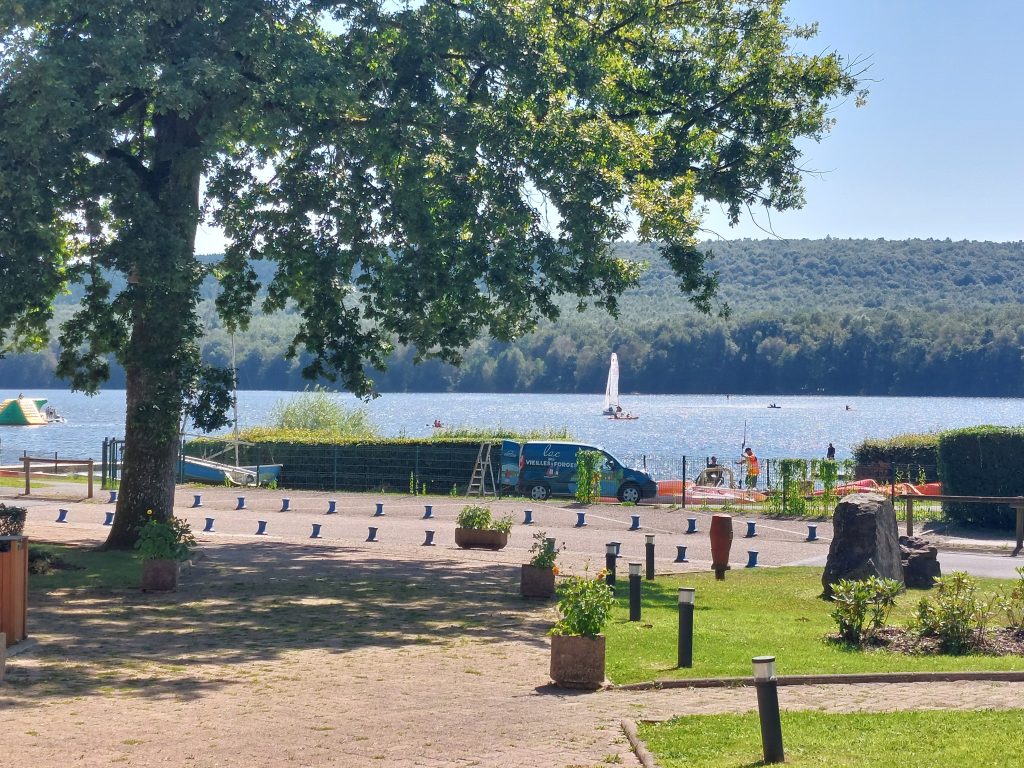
[103,113,204,549]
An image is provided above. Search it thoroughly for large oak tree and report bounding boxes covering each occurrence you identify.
[0,0,860,546]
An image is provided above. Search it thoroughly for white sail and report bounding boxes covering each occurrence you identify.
[602,353,620,415]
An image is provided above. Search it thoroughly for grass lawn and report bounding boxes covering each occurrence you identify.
[605,567,1024,684]
[639,709,1024,767]
[28,543,142,591]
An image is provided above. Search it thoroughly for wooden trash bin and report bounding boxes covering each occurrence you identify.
[0,535,28,646]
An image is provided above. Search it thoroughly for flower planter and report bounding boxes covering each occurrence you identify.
[454,528,508,551]
[141,558,179,592]
[520,564,555,598]
[549,634,606,689]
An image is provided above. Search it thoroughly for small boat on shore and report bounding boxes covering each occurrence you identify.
[179,456,282,486]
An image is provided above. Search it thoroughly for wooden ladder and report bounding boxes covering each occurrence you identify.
[466,442,497,497]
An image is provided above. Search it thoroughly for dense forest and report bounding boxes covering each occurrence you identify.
[3,239,1023,396]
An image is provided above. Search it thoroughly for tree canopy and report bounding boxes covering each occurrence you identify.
[0,0,860,545]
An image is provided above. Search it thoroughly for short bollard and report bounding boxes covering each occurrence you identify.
[807,524,818,541]
[610,540,622,557]
[423,504,434,519]
[236,496,246,510]
[575,511,587,527]
[108,490,118,503]
[686,517,698,534]
[746,550,759,568]
[628,514,641,531]
[605,543,618,588]
[255,520,268,535]
[674,545,689,563]
[192,494,203,508]
[374,502,385,516]
[753,656,785,764]
[203,517,216,533]
[423,530,435,546]
[523,509,534,525]
[366,526,379,542]
[310,523,322,539]
[628,563,642,621]
[327,499,337,514]
[745,520,757,538]
[103,511,114,526]
[280,498,291,512]
[645,534,655,580]
[678,587,696,668]
[56,509,68,523]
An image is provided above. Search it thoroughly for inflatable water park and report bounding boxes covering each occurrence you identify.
[0,397,65,426]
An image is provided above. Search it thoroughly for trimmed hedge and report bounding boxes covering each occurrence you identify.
[937,426,1024,529]
[184,437,500,494]
[852,433,941,482]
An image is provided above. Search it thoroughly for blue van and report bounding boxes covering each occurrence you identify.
[501,440,658,503]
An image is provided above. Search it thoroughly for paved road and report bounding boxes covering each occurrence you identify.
[787,550,1023,579]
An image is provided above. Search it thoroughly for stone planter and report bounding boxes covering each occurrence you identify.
[141,558,179,592]
[549,634,606,690]
[520,564,555,598]
[454,528,508,551]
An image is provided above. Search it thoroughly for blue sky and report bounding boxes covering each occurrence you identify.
[702,0,1024,242]
[196,1,1023,252]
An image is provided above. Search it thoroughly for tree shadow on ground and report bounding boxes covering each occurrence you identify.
[3,541,554,707]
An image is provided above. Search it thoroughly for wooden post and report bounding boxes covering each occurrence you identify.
[22,457,29,496]
[87,460,94,499]
[905,497,914,538]
[1013,506,1024,557]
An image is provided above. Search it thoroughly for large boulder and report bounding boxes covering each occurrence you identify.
[900,535,941,589]
[822,493,904,596]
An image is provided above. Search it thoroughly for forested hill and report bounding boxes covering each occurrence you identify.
[4,239,1024,396]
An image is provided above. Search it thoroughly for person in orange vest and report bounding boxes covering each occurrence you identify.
[741,447,760,489]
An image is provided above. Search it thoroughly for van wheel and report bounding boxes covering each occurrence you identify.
[529,483,551,501]
[618,483,641,503]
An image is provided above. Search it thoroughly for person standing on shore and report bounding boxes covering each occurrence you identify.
[826,442,836,461]
[741,447,759,489]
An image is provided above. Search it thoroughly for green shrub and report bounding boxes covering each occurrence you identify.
[432,424,571,440]
[0,503,27,536]
[551,572,615,637]
[937,426,1024,528]
[574,449,603,505]
[853,433,941,481]
[455,504,513,533]
[135,512,197,561]
[829,577,902,646]
[528,531,562,569]
[914,571,994,654]
[998,567,1024,632]
[267,389,378,436]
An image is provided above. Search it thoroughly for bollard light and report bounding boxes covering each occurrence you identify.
[752,655,784,764]
[678,587,696,668]
[605,543,617,587]
[610,541,622,557]
[628,562,642,621]
[645,534,655,580]
[545,537,556,553]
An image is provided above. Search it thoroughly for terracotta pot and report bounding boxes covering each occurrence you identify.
[454,528,508,550]
[709,514,733,579]
[550,634,606,690]
[141,558,179,592]
[520,564,555,598]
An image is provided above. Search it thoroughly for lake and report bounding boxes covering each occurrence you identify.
[2,390,1022,469]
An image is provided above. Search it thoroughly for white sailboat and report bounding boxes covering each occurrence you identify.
[601,353,620,415]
